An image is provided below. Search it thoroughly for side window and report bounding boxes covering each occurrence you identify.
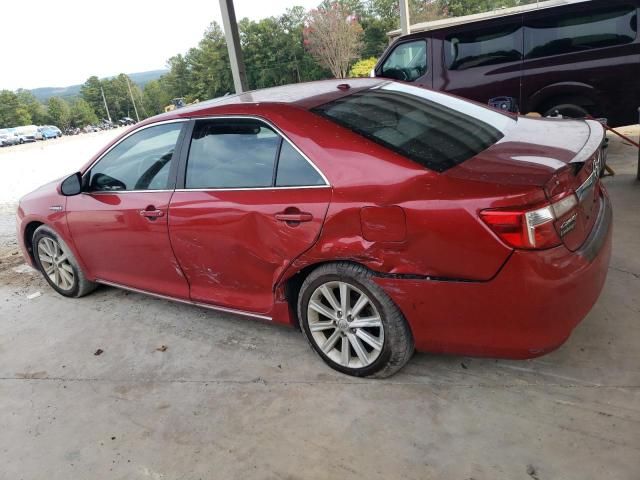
[445,23,523,71]
[88,122,183,192]
[186,119,280,189]
[275,142,325,187]
[525,6,637,59]
[381,40,428,82]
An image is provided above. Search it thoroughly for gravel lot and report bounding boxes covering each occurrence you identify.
[0,126,639,479]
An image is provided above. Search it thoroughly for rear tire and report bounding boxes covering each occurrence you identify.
[297,262,414,378]
[32,225,97,298]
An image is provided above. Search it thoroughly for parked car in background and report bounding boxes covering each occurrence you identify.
[38,126,59,140]
[119,117,136,126]
[16,79,611,377]
[376,0,640,127]
[0,129,20,147]
[12,126,38,144]
[45,125,62,137]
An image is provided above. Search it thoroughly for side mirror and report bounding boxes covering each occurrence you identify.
[60,172,83,196]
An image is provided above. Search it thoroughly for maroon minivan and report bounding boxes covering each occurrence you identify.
[374,0,640,127]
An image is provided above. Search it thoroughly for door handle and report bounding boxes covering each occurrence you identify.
[140,208,164,219]
[275,211,313,224]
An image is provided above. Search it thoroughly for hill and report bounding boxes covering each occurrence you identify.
[29,69,167,102]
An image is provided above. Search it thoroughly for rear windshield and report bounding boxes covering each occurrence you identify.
[312,82,512,172]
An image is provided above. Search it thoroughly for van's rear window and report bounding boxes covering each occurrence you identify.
[312,82,510,172]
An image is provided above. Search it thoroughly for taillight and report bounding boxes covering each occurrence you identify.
[480,194,578,250]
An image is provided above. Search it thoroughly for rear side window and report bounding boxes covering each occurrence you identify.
[381,40,428,82]
[185,118,326,189]
[312,82,510,173]
[186,119,279,189]
[525,5,637,59]
[276,142,325,187]
[445,23,523,71]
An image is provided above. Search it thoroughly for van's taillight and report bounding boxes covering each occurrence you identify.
[480,194,578,250]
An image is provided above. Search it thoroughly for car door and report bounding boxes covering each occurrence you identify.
[376,38,433,88]
[432,18,523,111]
[168,117,331,315]
[66,120,190,299]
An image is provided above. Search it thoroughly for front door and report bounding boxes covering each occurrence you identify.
[67,121,190,299]
[168,117,331,314]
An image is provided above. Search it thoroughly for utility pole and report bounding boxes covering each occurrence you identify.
[399,0,411,36]
[101,87,112,123]
[126,77,140,122]
[219,0,248,93]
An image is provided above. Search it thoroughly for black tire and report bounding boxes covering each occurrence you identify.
[297,262,414,378]
[32,225,97,298]
[544,103,589,119]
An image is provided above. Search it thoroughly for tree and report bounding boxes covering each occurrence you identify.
[69,98,98,127]
[349,57,377,77]
[143,80,172,116]
[46,97,71,129]
[16,90,48,125]
[0,90,31,128]
[80,76,106,119]
[437,0,537,17]
[304,2,364,79]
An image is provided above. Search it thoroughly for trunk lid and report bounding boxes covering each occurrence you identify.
[446,117,606,251]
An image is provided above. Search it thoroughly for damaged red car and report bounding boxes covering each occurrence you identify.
[17,79,612,377]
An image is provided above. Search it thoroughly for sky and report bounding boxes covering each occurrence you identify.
[1,0,320,91]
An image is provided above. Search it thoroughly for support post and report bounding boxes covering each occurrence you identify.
[399,0,411,36]
[219,0,248,94]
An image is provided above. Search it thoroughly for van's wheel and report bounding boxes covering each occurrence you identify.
[298,262,414,378]
[544,103,589,119]
[32,225,97,298]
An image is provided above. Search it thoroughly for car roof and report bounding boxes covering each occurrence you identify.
[154,78,387,121]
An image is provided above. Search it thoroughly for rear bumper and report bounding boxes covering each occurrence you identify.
[375,191,613,359]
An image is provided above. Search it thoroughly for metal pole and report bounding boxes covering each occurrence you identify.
[126,78,140,123]
[399,0,411,36]
[101,87,112,124]
[219,0,248,94]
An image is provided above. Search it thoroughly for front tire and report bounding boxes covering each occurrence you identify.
[298,262,414,378]
[32,225,97,298]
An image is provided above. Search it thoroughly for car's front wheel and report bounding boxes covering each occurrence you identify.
[298,263,414,378]
[32,225,97,298]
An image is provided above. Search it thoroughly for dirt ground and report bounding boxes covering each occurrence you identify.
[0,126,639,479]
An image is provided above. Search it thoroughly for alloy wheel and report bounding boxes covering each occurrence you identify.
[37,237,75,291]
[307,281,384,368]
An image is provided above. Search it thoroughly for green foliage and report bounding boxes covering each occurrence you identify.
[46,97,71,129]
[349,57,377,77]
[143,80,172,116]
[0,90,32,128]
[70,98,98,127]
[437,0,538,17]
[16,90,48,125]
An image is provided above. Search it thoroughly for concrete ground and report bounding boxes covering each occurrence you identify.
[0,128,639,479]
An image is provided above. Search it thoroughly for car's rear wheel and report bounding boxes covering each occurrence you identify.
[298,262,414,378]
[32,225,97,298]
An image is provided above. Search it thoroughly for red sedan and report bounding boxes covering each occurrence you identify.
[17,79,612,377]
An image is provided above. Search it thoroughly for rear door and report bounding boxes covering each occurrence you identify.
[432,17,523,110]
[521,2,639,124]
[168,117,331,315]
